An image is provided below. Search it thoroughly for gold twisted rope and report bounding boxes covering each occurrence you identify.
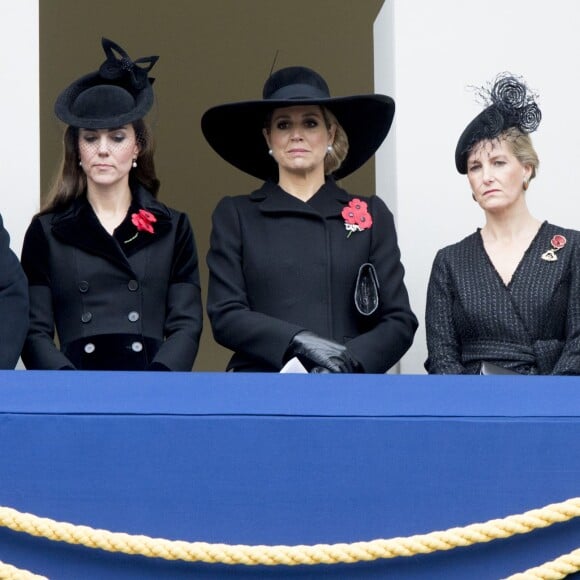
[0,498,578,569]
[0,559,47,579]
[503,547,580,579]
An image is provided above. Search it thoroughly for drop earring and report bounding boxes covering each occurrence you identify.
[132,159,138,168]
[522,178,529,191]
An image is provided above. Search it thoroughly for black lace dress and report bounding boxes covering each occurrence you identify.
[425,222,580,375]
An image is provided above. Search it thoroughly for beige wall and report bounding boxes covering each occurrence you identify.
[40,0,384,370]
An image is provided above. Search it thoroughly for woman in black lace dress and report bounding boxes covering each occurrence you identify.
[425,73,580,375]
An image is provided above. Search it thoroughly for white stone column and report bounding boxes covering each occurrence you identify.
[1,1,40,254]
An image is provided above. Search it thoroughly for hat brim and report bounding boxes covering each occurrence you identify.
[201,94,395,180]
[54,70,154,129]
[455,106,506,174]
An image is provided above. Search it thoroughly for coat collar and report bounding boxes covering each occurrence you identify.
[249,178,352,219]
[116,186,172,257]
[51,184,172,272]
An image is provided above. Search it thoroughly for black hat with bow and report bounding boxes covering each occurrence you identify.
[455,72,542,174]
[54,38,159,129]
[201,65,395,180]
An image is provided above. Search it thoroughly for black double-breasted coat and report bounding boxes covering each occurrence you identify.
[21,185,202,371]
[425,222,580,374]
[0,213,28,368]
[207,179,417,372]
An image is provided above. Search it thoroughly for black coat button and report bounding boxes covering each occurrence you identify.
[128,280,139,291]
[78,281,89,293]
[128,311,140,322]
[81,312,92,323]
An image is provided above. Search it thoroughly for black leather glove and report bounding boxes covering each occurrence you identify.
[286,331,361,373]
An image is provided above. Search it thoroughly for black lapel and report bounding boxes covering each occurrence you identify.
[116,185,173,258]
[307,178,352,219]
[252,178,351,219]
[50,185,172,271]
[51,196,132,272]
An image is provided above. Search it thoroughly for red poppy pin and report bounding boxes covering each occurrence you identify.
[124,209,157,243]
[541,234,567,262]
[342,198,373,238]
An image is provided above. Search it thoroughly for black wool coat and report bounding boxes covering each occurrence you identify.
[0,213,28,368]
[207,179,418,373]
[21,185,202,371]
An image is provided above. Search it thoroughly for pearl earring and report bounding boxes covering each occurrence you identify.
[327,145,333,153]
[268,149,273,156]
[132,159,138,168]
[79,161,82,167]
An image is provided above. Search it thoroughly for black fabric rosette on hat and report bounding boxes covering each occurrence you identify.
[201,66,395,180]
[54,38,158,129]
[455,72,541,174]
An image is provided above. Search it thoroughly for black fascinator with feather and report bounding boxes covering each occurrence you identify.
[54,38,159,129]
[455,72,541,174]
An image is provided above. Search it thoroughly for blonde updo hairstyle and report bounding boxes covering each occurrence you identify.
[502,127,540,182]
[321,106,349,175]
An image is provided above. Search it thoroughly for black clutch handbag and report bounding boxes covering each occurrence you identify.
[480,361,518,375]
[354,263,380,316]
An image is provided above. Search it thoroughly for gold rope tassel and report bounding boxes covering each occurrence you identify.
[0,498,578,567]
[0,559,48,580]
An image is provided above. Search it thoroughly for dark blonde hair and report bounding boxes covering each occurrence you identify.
[321,106,349,175]
[502,127,539,181]
[41,119,159,214]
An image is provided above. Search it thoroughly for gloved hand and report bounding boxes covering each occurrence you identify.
[286,331,361,373]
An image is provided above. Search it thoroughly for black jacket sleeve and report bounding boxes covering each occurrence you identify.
[0,214,28,369]
[424,249,466,374]
[552,236,580,374]
[207,197,305,369]
[21,217,75,369]
[151,212,203,371]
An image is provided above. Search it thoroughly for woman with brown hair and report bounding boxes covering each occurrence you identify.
[21,38,202,370]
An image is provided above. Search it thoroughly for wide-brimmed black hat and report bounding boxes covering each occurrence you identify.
[201,66,395,180]
[455,73,541,174]
[54,38,158,129]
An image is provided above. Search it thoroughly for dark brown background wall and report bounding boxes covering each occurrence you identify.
[40,0,385,370]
